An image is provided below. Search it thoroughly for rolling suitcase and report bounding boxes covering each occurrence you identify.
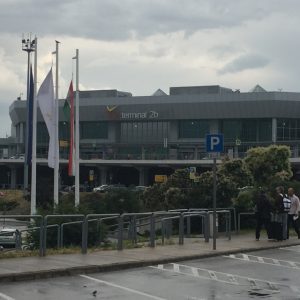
[269,213,284,240]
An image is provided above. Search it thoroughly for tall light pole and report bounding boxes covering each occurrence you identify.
[22,34,36,190]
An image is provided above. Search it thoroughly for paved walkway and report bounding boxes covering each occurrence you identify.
[0,234,299,282]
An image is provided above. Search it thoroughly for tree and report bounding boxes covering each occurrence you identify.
[244,145,292,188]
[218,158,253,189]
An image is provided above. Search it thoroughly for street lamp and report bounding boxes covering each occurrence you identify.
[22,34,36,190]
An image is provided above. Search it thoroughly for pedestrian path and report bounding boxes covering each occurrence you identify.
[0,234,299,283]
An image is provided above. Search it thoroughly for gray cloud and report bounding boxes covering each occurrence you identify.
[218,54,269,74]
[0,0,289,40]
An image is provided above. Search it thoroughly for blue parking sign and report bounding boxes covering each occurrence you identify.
[206,134,223,153]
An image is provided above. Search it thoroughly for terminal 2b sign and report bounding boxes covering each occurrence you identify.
[121,111,159,119]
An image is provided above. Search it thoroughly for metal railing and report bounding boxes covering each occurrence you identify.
[0,215,43,256]
[237,212,255,233]
[0,210,234,256]
[161,211,209,245]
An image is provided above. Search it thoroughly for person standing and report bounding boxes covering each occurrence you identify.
[287,188,300,239]
[274,186,288,240]
[255,190,272,241]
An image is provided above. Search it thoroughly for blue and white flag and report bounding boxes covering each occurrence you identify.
[25,65,34,165]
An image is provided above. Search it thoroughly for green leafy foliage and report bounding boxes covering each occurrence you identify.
[245,145,292,188]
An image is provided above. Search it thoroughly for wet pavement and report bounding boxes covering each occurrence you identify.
[1,246,300,299]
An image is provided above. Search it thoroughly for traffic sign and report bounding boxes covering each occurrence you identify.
[206,134,223,153]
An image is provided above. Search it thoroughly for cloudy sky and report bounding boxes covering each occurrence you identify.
[0,0,299,137]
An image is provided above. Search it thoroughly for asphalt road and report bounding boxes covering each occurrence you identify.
[1,246,300,300]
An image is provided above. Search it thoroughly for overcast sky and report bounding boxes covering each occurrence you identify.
[0,0,299,137]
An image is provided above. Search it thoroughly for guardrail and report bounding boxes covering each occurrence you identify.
[161,212,209,245]
[237,212,255,233]
[0,215,43,256]
[0,210,234,256]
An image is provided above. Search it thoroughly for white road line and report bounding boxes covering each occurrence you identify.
[279,246,300,253]
[151,263,280,292]
[242,254,250,261]
[288,262,297,268]
[0,292,15,300]
[174,264,180,273]
[273,259,281,265]
[191,267,199,277]
[257,257,264,263]
[227,275,238,284]
[80,275,167,300]
[224,254,300,270]
[208,271,217,280]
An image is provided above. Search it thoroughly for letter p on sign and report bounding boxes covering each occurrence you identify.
[206,134,223,153]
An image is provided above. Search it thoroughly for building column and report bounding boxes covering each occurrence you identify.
[137,167,148,186]
[194,146,198,160]
[272,118,277,143]
[98,167,108,185]
[9,166,17,189]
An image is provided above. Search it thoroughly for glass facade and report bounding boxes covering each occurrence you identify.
[277,119,300,141]
[37,122,49,144]
[178,120,210,138]
[120,121,169,143]
[80,122,108,139]
[221,119,272,142]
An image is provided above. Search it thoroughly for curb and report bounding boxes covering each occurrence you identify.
[0,241,299,283]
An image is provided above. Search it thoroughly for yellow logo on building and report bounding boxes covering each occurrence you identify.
[106,105,118,112]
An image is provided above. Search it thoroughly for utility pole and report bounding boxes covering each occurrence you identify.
[22,34,36,191]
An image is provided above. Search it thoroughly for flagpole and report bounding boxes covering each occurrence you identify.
[54,41,60,206]
[30,37,37,215]
[74,49,80,206]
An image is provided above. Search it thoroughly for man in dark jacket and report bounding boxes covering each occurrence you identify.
[255,190,272,241]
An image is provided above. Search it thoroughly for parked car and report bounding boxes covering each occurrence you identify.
[133,185,147,192]
[0,228,18,247]
[93,184,109,192]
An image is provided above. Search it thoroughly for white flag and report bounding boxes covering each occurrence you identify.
[37,68,56,168]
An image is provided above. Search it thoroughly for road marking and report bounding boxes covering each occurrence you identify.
[80,275,167,300]
[224,253,300,270]
[242,254,250,261]
[150,263,280,293]
[279,246,300,253]
[191,267,199,277]
[0,292,15,300]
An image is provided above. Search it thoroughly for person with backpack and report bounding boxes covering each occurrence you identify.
[287,187,300,239]
[255,189,272,241]
[273,186,289,240]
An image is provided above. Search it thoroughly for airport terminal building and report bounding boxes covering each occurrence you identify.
[1,84,300,188]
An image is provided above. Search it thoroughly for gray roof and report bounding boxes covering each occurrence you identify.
[9,90,300,125]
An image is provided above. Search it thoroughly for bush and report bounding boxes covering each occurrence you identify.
[232,188,256,212]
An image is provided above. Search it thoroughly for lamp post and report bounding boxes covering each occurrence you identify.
[22,34,36,190]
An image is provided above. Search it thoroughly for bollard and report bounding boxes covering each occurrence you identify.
[117,215,124,250]
[161,221,165,245]
[204,213,210,243]
[179,213,184,245]
[81,217,88,254]
[186,215,191,238]
[149,214,155,248]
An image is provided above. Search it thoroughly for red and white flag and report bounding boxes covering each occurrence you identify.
[63,81,75,176]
